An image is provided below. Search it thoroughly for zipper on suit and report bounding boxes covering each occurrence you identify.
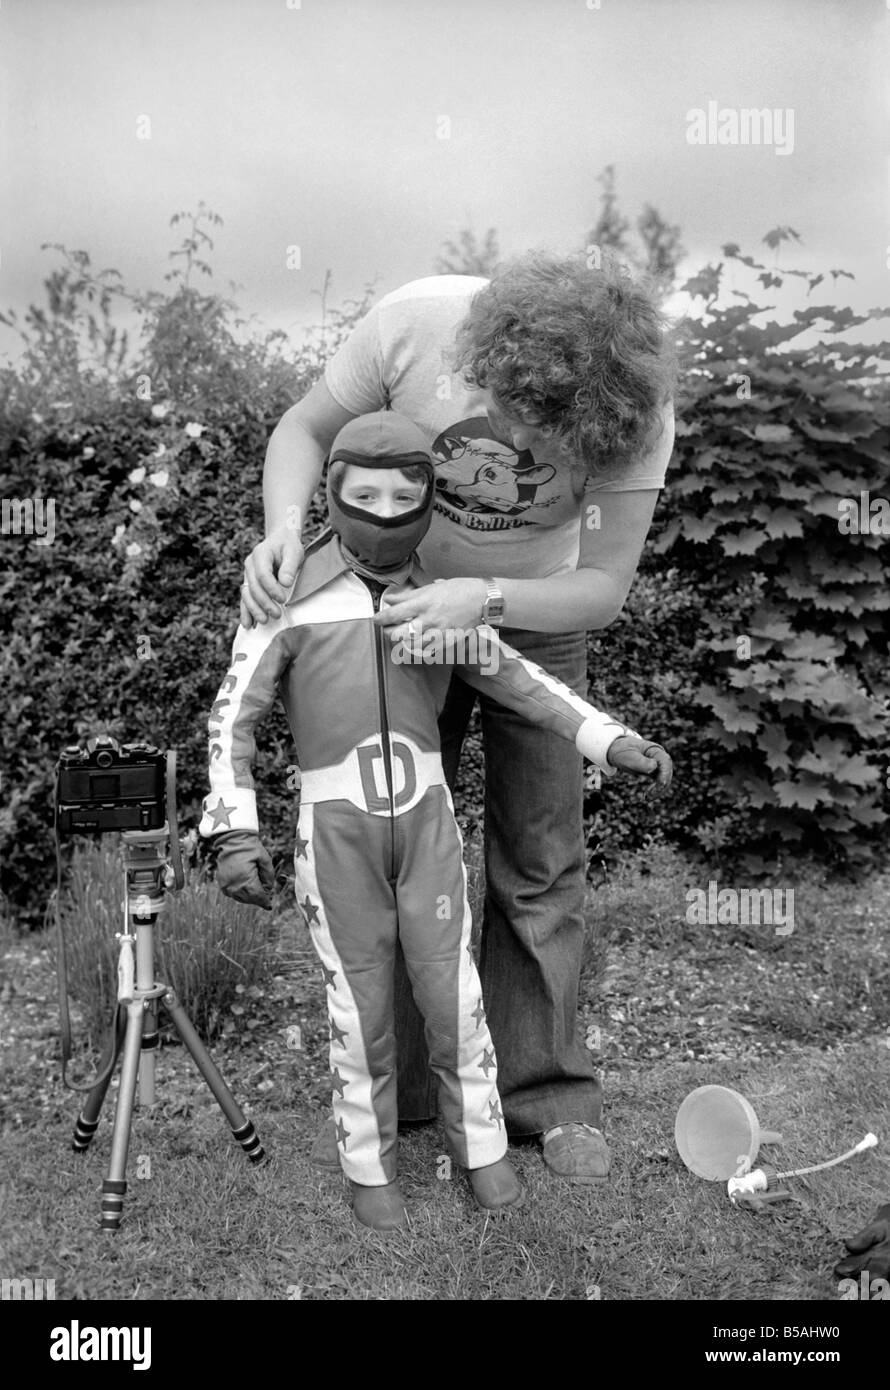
[369,582,397,879]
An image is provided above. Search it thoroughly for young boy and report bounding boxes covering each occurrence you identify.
[199,411,672,1231]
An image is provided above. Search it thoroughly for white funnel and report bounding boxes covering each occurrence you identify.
[675,1085,782,1182]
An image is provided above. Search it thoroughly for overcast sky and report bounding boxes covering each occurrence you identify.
[1,0,887,361]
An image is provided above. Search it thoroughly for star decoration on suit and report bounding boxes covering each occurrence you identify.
[300,895,320,926]
[208,796,236,831]
[335,1117,350,1149]
[330,1019,348,1047]
[294,832,309,860]
[471,999,486,1029]
[488,1100,504,1128]
[320,963,337,989]
[330,1067,347,1098]
[479,1048,496,1077]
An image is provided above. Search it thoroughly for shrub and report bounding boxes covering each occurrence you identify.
[55,837,272,1046]
[638,235,890,871]
[1,215,887,930]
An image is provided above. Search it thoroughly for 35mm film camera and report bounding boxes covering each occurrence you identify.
[55,736,168,834]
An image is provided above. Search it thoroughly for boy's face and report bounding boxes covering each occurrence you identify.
[338,465,427,519]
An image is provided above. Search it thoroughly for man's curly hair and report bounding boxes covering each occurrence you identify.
[452,250,677,476]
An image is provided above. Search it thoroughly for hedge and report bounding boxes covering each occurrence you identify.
[1,228,887,928]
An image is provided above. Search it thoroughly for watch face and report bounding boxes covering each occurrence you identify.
[484,596,505,622]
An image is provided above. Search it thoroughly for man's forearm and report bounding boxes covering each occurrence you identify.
[497,568,627,634]
[263,408,327,537]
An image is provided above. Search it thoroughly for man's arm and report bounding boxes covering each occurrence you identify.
[241,379,360,626]
[496,487,661,632]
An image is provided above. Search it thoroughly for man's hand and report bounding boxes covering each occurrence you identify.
[373,578,488,641]
[834,1202,890,1281]
[215,831,275,910]
[606,736,673,798]
[241,525,305,628]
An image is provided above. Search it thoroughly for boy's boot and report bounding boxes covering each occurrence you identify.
[467,1156,524,1210]
[349,1179,407,1231]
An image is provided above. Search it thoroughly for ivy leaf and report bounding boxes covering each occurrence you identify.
[773,775,830,809]
[753,423,794,443]
[760,725,792,771]
[752,506,804,539]
[722,527,769,556]
[738,774,777,807]
[728,663,782,689]
[750,619,795,644]
[762,226,802,250]
[797,746,877,786]
[681,265,722,300]
[682,515,721,544]
[783,633,843,661]
[797,422,852,443]
[775,478,817,502]
[696,691,762,733]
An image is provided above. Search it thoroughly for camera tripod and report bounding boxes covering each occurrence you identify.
[70,826,266,1231]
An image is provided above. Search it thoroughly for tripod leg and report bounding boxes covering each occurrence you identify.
[100,999,145,1232]
[71,1005,127,1152]
[161,987,266,1165]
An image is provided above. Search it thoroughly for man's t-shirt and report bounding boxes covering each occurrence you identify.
[324,275,674,581]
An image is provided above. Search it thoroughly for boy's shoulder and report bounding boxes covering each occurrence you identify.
[283,529,344,607]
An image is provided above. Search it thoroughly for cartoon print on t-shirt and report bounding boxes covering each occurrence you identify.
[432,417,557,521]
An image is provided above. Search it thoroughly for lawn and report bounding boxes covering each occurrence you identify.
[1,842,888,1301]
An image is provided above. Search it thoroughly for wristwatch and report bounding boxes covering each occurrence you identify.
[481,579,505,627]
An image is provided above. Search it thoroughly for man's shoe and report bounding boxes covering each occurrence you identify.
[541,1123,610,1183]
[308,1115,340,1170]
[467,1156,524,1210]
[349,1179,407,1231]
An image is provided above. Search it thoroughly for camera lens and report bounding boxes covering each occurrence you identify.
[96,751,113,768]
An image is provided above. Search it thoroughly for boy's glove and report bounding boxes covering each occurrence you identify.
[214,830,275,910]
[606,736,673,798]
[834,1202,890,1281]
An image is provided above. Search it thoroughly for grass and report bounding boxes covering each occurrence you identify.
[53,837,272,1045]
[1,842,889,1301]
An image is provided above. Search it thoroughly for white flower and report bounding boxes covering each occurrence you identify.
[31,411,44,424]
[149,469,169,488]
[128,466,146,484]
[125,542,142,557]
[151,403,169,419]
[153,443,167,458]
[81,447,95,459]
[184,421,204,439]
[129,499,143,514]
[111,524,126,547]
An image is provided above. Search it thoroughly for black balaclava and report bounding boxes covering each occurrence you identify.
[326,411,436,571]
